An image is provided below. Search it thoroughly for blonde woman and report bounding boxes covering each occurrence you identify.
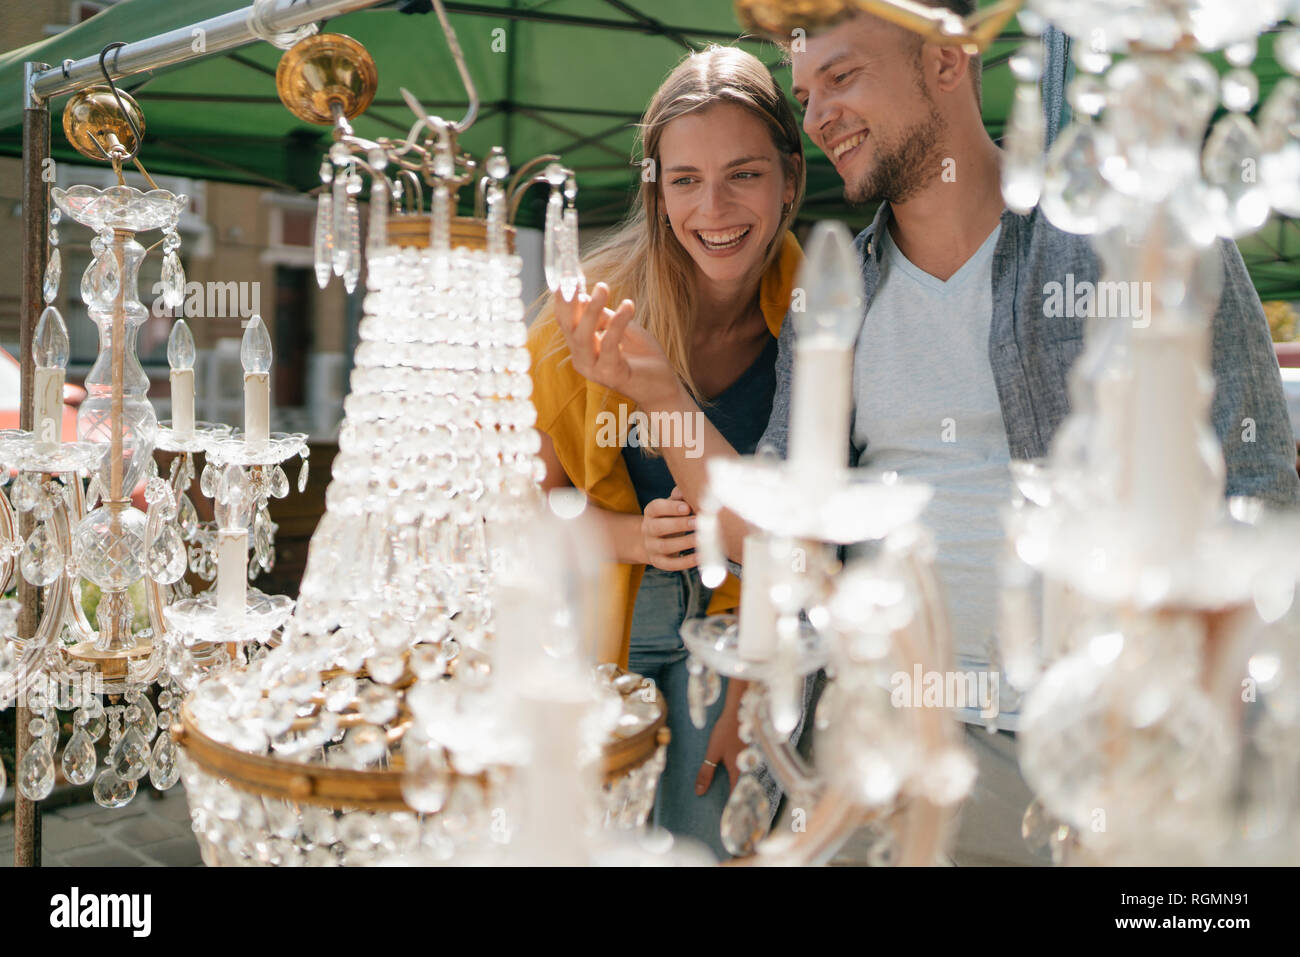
[528,46,805,858]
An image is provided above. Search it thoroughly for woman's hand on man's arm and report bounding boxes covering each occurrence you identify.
[539,430,694,567]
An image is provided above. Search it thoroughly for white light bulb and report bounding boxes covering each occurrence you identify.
[33,305,69,371]
[792,221,864,346]
[167,318,195,371]
[240,315,272,374]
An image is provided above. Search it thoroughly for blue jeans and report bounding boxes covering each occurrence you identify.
[626,566,731,861]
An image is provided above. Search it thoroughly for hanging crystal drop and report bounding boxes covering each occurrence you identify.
[43,247,61,303]
[543,188,562,292]
[79,257,99,305]
[1039,121,1120,235]
[128,695,158,741]
[178,492,200,538]
[431,184,451,254]
[76,702,107,742]
[558,206,585,301]
[21,522,63,586]
[270,464,290,498]
[486,184,506,259]
[148,522,187,583]
[61,727,97,786]
[1260,77,1300,216]
[314,190,334,289]
[161,250,186,309]
[297,456,309,493]
[149,731,180,790]
[343,196,361,293]
[85,473,103,511]
[1002,83,1045,214]
[80,248,121,305]
[254,505,274,567]
[332,169,349,276]
[720,774,770,856]
[366,180,384,257]
[109,726,152,782]
[1203,113,1269,238]
[11,472,39,511]
[17,738,55,800]
[200,460,219,498]
[367,179,388,254]
[92,767,137,808]
[687,666,708,729]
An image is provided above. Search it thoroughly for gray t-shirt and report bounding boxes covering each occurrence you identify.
[850,222,1011,693]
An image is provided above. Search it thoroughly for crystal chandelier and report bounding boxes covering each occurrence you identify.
[173,7,671,866]
[0,44,308,809]
[992,2,1300,864]
[683,222,974,864]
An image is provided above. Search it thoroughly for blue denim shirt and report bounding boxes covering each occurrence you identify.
[759,202,1300,506]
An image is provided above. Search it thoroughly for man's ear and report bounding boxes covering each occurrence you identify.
[928,42,969,97]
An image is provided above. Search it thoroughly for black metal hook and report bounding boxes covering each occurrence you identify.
[92,41,144,163]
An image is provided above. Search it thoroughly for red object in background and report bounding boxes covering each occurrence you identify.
[0,349,148,511]
[1275,342,1300,368]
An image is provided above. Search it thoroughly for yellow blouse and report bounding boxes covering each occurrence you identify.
[526,232,804,667]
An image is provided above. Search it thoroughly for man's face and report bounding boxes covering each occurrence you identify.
[791,16,946,205]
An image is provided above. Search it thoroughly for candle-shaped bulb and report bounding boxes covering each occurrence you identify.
[793,221,864,345]
[240,314,272,374]
[167,318,195,371]
[34,305,69,371]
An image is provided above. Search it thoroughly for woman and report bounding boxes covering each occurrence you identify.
[527,45,805,859]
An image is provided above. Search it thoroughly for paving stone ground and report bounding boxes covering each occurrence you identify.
[0,785,930,867]
[0,784,201,867]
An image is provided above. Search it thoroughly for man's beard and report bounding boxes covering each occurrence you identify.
[843,103,947,206]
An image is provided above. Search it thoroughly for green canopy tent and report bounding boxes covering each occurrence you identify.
[2,0,1023,228]
[1,0,1297,291]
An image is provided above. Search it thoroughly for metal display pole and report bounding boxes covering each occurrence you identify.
[16,61,51,868]
[29,0,385,101]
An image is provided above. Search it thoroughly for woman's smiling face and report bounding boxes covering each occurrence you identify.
[658,102,795,289]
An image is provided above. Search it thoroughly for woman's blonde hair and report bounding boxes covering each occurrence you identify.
[537,45,806,401]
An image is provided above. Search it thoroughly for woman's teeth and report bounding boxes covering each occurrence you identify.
[697,226,751,250]
[831,132,867,161]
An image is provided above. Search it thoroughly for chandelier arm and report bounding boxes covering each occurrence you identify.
[3,501,75,707]
[751,693,823,796]
[744,787,878,866]
[63,475,97,641]
[506,154,559,203]
[0,486,16,594]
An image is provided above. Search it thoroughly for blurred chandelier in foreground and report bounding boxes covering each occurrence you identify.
[993,1,1300,864]
[688,223,972,865]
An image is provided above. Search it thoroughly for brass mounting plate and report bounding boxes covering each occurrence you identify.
[275,33,378,125]
[62,86,146,161]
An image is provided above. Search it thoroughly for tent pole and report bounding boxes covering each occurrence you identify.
[16,60,51,869]
[29,0,387,102]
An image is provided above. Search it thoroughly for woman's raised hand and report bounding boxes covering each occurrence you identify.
[640,487,698,571]
[555,283,680,407]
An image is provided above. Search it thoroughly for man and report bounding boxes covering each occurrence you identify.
[553,2,1299,865]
